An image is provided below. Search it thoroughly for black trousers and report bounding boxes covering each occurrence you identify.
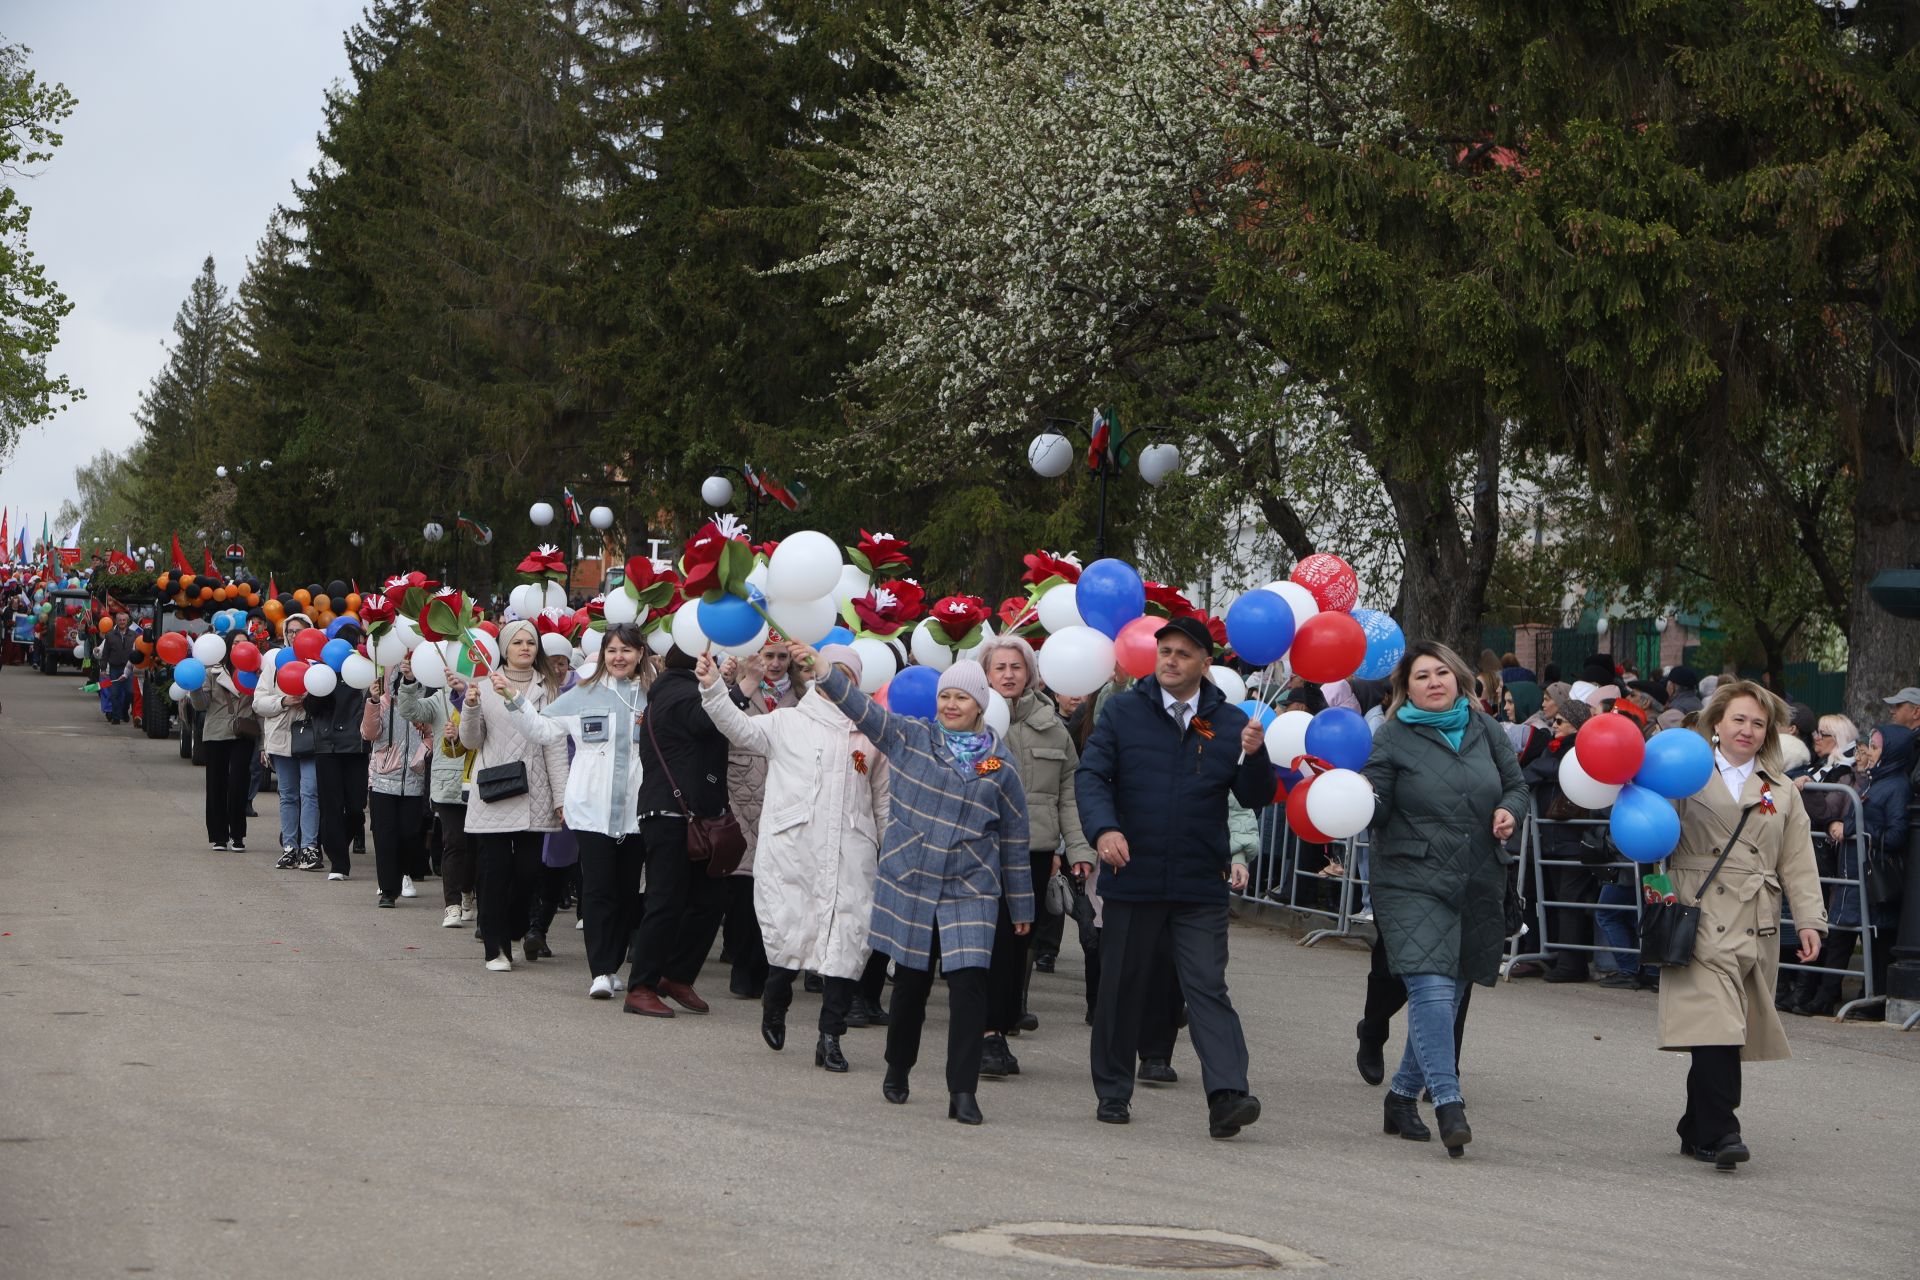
[1091,899,1249,1103]
[1033,901,1066,959]
[577,830,645,978]
[1137,921,1185,1062]
[314,752,368,875]
[766,966,854,1036]
[667,871,730,986]
[985,850,1053,1032]
[887,927,990,1094]
[475,831,544,960]
[858,950,890,1006]
[628,817,712,990]
[531,861,572,939]
[202,738,251,845]
[370,791,428,899]
[1678,1045,1742,1147]
[435,802,472,906]
[723,875,769,993]
[1545,859,1597,975]
[1358,933,1471,1057]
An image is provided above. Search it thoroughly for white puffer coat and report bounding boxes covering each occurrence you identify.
[700,679,890,979]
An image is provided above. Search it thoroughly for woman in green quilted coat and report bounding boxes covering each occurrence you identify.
[1361,641,1528,1158]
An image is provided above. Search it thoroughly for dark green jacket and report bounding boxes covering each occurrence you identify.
[1362,709,1528,984]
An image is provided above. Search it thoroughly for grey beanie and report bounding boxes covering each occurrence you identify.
[937,659,990,711]
[820,643,863,683]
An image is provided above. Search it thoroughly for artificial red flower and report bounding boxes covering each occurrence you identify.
[418,588,474,642]
[850,579,926,636]
[516,544,567,579]
[680,522,731,599]
[929,594,992,636]
[533,607,573,638]
[356,593,396,626]
[752,540,780,561]
[383,571,440,595]
[582,594,607,624]
[853,529,913,575]
[1020,550,1082,586]
[998,594,1039,631]
[1144,580,1197,618]
[1197,613,1231,653]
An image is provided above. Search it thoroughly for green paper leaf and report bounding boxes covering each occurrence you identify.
[923,618,954,647]
[846,547,874,577]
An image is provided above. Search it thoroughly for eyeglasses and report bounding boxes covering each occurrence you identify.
[1812,730,1834,740]
[1551,716,1570,726]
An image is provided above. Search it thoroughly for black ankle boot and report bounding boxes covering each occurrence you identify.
[761,999,786,1052]
[882,1068,909,1105]
[1354,1020,1385,1086]
[1435,1101,1471,1156]
[1383,1091,1430,1141]
[815,1033,849,1073]
[948,1092,983,1125]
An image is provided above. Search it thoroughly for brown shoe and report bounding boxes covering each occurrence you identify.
[623,987,675,1018]
[657,979,710,1014]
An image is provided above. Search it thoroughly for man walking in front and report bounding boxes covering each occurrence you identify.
[1075,615,1273,1138]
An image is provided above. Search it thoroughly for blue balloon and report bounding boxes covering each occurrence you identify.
[325,616,359,639]
[1238,698,1277,731]
[889,665,941,721]
[1304,706,1372,771]
[273,645,299,671]
[212,612,235,635]
[1633,727,1715,800]
[1076,559,1146,639]
[820,625,855,649]
[1611,783,1682,863]
[1225,590,1295,665]
[173,656,207,691]
[1351,608,1406,681]
[235,668,259,691]
[321,638,355,671]
[697,593,764,647]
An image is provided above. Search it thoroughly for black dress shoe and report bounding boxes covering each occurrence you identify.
[882,1070,910,1104]
[761,1007,786,1052]
[1207,1090,1261,1139]
[1097,1098,1130,1124]
[815,1033,849,1073]
[1137,1058,1178,1085]
[844,999,871,1028]
[1694,1134,1749,1171]
[803,971,824,993]
[979,1033,1011,1079]
[1543,967,1589,984]
[1034,952,1056,973]
[525,932,552,960]
[1016,1011,1039,1032]
[1383,1091,1430,1141]
[949,1092,983,1125]
[1354,1021,1385,1086]
[1435,1101,1471,1156]
[729,977,754,999]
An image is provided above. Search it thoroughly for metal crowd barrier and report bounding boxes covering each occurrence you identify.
[1240,805,1369,946]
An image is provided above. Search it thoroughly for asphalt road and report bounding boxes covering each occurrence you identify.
[3,669,1916,1280]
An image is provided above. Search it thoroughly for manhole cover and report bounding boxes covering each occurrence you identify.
[940,1223,1322,1273]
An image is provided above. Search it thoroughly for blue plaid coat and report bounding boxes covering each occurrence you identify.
[817,667,1033,972]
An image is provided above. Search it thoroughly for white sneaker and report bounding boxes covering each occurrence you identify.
[442,905,463,928]
[589,974,614,999]
[485,955,512,972]
[575,916,585,929]
[460,893,477,923]
[327,872,347,881]
[400,876,417,898]
[609,974,626,992]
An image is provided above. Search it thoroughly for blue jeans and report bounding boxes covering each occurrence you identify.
[1594,882,1645,974]
[106,669,132,720]
[273,754,319,849]
[1390,973,1471,1106]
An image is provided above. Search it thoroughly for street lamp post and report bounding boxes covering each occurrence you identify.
[1027,413,1180,561]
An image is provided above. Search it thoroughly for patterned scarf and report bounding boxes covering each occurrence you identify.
[760,674,791,712]
[940,727,995,766]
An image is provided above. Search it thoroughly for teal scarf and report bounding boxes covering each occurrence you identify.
[1398,696,1471,751]
[941,727,995,766]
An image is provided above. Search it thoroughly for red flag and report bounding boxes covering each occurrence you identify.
[0,511,9,560]
[268,574,279,597]
[744,464,801,512]
[170,533,191,574]
[1087,408,1112,472]
[203,548,220,579]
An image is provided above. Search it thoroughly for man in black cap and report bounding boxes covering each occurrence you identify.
[1665,665,1704,715]
[1075,614,1274,1138]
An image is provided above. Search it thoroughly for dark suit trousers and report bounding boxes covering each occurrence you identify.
[1091,899,1248,1103]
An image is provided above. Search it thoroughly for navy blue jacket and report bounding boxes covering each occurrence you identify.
[1076,676,1273,904]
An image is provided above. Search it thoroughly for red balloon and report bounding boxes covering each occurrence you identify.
[1290,553,1359,613]
[292,628,327,662]
[156,631,191,665]
[1574,712,1647,785]
[229,640,262,673]
[1286,774,1332,843]
[1289,611,1366,683]
[873,681,891,709]
[276,660,312,696]
[1114,615,1160,680]
[477,620,500,638]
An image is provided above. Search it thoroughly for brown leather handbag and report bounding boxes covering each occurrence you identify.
[644,712,747,877]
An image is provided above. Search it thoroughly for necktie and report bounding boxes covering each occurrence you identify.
[1173,700,1191,733]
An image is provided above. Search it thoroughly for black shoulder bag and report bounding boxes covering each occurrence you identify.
[1639,802,1758,969]
[644,710,747,878]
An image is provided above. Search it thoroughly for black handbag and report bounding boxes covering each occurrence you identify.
[475,760,529,803]
[645,711,747,877]
[289,717,318,757]
[1639,802,1757,969]
[1864,836,1905,908]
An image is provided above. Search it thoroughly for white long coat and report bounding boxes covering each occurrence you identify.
[700,679,889,979]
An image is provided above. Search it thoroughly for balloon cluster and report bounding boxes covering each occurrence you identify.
[1559,716,1714,863]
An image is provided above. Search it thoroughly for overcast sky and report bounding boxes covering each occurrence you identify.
[0,0,363,537]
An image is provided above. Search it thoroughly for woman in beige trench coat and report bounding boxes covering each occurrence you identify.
[1659,680,1826,1170]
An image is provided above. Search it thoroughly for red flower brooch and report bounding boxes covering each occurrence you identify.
[975,757,1003,777]
[852,750,868,775]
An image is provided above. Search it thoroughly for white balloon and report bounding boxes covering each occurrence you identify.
[581,628,605,655]
[768,593,838,647]
[602,590,640,625]
[718,622,771,659]
[1269,709,1314,768]
[671,599,709,656]
[340,653,378,690]
[393,615,424,651]
[833,563,871,606]
[1036,625,1115,698]
[766,530,843,602]
[578,658,598,679]
[849,637,896,694]
[1558,748,1623,810]
[959,621,996,664]
[544,581,568,610]
[168,682,187,701]
[72,641,86,658]
[909,619,956,672]
[540,632,572,658]
[303,662,339,697]
[467,631,501,674]
[411,642,449,689]
[508,584,543,619]
[1035,582,1083,634]
[191,633,226,666]
[646,628,675,657]
[744,562,770,594]
[985,689,1010,737]
[374,627,410,668]
[1305,768,1375,839]
[1208,666,1248,704]
[1028,432,1074,478]
[1263,581,1321,634]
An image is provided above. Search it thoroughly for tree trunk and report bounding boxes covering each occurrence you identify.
[1369,411,1502,661]
[1842,393,1920,723]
